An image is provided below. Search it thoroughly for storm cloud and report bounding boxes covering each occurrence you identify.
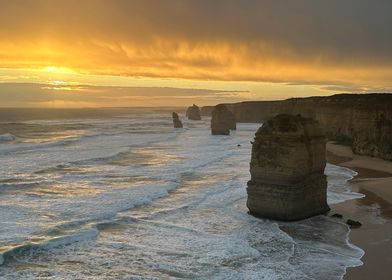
[0,0,391,95]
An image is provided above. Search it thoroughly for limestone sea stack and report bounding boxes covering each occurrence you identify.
[172,112,183,128]
[211,104,236,135]
[247,114,330,221]
[186,104,201,120]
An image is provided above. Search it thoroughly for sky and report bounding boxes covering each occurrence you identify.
[0,0,391,107]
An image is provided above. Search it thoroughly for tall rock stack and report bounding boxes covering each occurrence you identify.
[186,104,202,120]
[172,112,183,128]
[247,114,330,221]
[211,104,236,135]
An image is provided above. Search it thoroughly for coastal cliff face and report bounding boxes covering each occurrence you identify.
[351,113,392,160]
[186,104,202,120]
[202,94,392,160]
[247,114,330,221]
[210,104,236,135]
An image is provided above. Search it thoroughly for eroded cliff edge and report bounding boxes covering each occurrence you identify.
[202,94,392,160]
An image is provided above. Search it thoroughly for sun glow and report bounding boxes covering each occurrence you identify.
[40,80,85,91]
[40,66,78,75]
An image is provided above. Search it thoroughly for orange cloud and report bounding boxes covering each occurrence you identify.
[0,0,391,96]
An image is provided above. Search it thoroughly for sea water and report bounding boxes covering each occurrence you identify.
[0,109,363,279]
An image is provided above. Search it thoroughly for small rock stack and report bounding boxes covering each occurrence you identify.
[186,104,202,120]
[247,114,330,221]
[211,104,236,135]
[172,112,183,128]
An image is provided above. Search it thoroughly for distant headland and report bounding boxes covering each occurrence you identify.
[201,93,392,161]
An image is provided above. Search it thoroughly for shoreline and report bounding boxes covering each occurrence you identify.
[326,143,392,280]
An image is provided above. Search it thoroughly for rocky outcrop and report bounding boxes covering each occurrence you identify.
[172,112,183,128]
[346,219,362,228]
[186,104,201,120]
[211,104,236,135]
[202,94,392,161]
[247,114,330,221]
[200,106,214,117]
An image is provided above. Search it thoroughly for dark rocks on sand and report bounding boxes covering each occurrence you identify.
[346,219,362,228]
[172,112,183,128]
[211,104,236,135]
[186,104,201,120]
[331,213,343,219]
[247,114,330,221]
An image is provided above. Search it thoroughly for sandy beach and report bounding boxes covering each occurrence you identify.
[326,143,392,280]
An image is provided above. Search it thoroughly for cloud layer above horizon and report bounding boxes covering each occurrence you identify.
[0,82,252,107]
[0,0,392,106]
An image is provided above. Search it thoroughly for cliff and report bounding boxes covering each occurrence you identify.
[247,114,330,221]
[202,94,392,160]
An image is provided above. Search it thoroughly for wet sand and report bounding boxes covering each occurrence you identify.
[326,143,392,280]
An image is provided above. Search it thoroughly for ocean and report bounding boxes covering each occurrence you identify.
[0,108,364,279]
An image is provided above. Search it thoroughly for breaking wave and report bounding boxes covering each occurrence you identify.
[0,114,364,279]
[0,133,16,143]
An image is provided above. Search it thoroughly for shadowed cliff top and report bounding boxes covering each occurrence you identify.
[241,93,392,107]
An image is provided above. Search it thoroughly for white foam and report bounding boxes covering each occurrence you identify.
[0,227,98,266]
[0,116,364,279]
[326,163,364,204]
